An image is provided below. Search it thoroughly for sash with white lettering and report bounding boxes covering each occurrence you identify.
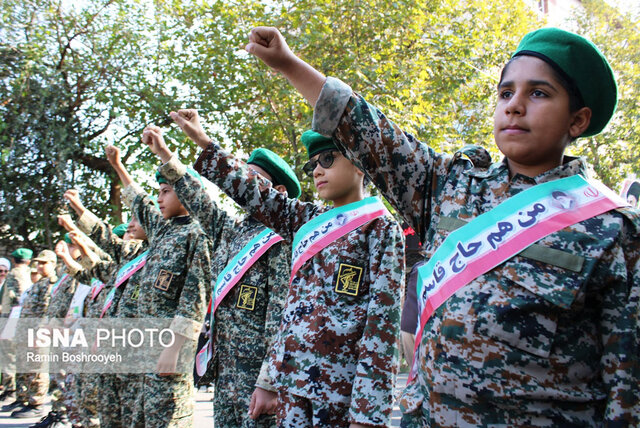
[50,274,69,297]
[290,196,390,284]
[408,175,627,383]
[89,278,105,301]
[101,250,148,318]
[195,228,283,377]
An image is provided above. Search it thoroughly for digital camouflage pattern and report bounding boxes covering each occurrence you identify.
[313,76,640,426]
[1,263,30,316]
[76,210,148,427]
[194,144,405,427]
[159,155,290,427]
[15,275,57,405]
[122,183,212,427]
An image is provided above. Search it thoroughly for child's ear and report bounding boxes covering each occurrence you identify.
[569,107,592,139]
[274,184,288,195]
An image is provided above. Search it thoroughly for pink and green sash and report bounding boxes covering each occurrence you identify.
[101,250,148,318]
[408,175,627,382]
[290,196,390,283]
[89,278,105,301]
[50,274,69,297]
[195,228,283,376]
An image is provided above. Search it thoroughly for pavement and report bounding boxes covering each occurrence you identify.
[0,372,409,427]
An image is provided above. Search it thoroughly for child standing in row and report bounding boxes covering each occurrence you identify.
[169,108,405,427]
[244,26,640,426]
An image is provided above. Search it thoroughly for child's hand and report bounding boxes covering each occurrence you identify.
[105,145,121,166]
[248,387,277,419]
[54,240,70,259]
[246,27,296,72]
[142,126,172,162]
[63,189,84,215]
[57,214,77,232]
[169,109,210,149]
[68,231,90,257]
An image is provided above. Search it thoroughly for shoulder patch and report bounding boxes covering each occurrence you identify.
[154,270,174,291]
[334,263,364,296]
[236,284,258,311]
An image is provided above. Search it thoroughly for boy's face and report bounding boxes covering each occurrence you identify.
[125,218,147,241]
[37,260,55,278]
[157,183,189,219]
[493,55,582,176]
[310,151,363,202]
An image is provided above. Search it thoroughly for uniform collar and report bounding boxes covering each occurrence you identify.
[464,154,589,183]
[171,215,192,225]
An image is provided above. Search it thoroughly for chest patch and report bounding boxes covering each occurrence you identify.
[130,283,140,301]
[236,284,258,311]
[335,263,364,296]
[154,270,173,292]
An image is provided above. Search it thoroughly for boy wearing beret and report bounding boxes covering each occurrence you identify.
[0,248,32,405]
[106,143,212,428]
[169,109,405,428]
[143,123,299,428]
[245,26,640,426]
[63,190,149,428]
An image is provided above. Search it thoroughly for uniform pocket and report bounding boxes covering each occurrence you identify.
[473,253,585,359]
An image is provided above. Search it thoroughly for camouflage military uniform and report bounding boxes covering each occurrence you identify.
[0,263,31,393]
[15,274,56,406]
[312,76,640,426]
[194,144,405,427]
[159,156,291,427]
[77,210,148,428]
[122,183,212,428]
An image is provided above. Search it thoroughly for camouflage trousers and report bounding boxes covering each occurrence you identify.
[72,373,100,427]
[114,373,143,428]
[98,374,123,428]
[213,356,276,428]
[50,371,69,413]
[276,390,350,428]
[15,372,48,405]
[132,373,194,428]
[0,342,15,392]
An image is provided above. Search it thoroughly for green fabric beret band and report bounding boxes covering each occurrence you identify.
[513,27,617,137]
[301,130,337,159]
[11,248,33,260]
[247,148,301,199]
[113,224,128,238]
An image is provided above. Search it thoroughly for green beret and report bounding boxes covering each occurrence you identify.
[247,148,301,199]
[155,170,168,184]
[11,248,33,260]
[301,130,337,159]
[113,223,128,238]
[513,27,617,137]
[63,233,72,244]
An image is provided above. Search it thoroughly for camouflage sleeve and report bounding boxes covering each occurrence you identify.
[194,143,322,243]
[312,76,452,242]
[349,219,405,426]
[77,210,134,264]
[33,279,53,318]
[123,183,165,242]
[255,242,291,391]
[44,276,76,326]
[169,232,213,340]
[602,217,640,424]
[159,155,232,248]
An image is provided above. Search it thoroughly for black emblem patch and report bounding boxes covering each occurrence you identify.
[334,263,363,296]
[236,284,258,311]
[154,270,173,292]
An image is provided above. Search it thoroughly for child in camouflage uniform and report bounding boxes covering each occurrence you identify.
[11,250,57,419]
[106,143,212,428]
[244,26,640,426]
[143,125,300,428]
[169,109,405,427]
[65,189,148,428]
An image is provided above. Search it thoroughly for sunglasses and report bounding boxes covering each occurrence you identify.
[302,151,340,177]
[0,270,7,274]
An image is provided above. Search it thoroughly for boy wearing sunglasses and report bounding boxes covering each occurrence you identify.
[168,106,405,428]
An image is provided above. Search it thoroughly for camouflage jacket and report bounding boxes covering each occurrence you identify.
[122,183,212,340]
[21,274,57,318]
[44,270,77,327]
[77,210,147,319]
[1,264,31,316]
[194,144,405,427]
[158,156,290,390]
[312,76,640,426]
